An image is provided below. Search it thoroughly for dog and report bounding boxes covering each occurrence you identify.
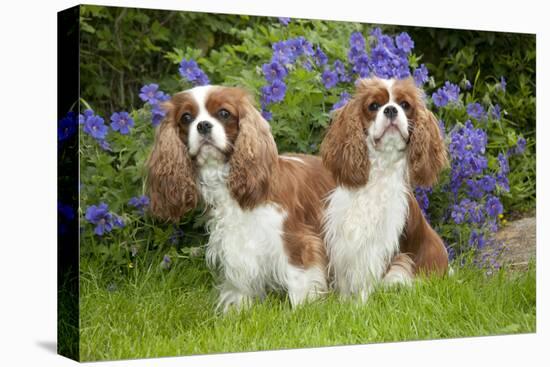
[321,77,449,302]
[147,85,335,312]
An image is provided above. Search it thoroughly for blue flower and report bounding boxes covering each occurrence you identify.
[58,112,78,143]
[179,59,210,86]
[415,187,432,216]
[110,111,134,135]
[272,41,294,64]
[97,139,112,152]
[467,102,487,120]
[469,231,486,249]
[413,64,429,86]
[82,113,108,140]
[261,109,273,121]
[480,175,496,192]
[160,254,172,270]
[278,17,291,26]
[128,195,150,215]
[499,76,506,92]
[262,61,288,82]
[85,203,124,236]
[395,32,414,53]
[443,81,460,101]
[485,196,504,217]
[333,60,350,82]
[313,46,328,67]
[451,203,467,224]
[350,32,366,51]
[322,69,338,89]
[139,84,161,103]
[491,104,501,120]
[464,79,472,90]
[261,79,287,103]
[513,137,527,155]
[432,89,449,107]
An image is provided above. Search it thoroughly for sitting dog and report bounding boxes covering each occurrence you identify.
[321,77,449,302]
[147,85,335,312]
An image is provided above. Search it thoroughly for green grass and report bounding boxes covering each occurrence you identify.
[79,254,536,362]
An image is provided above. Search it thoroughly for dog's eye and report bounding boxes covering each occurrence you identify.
[181,112,194,124]
[400,101,410,110]
[368,102,380,112]
[218,109,231,120]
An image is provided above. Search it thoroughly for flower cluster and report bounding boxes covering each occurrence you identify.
[139,83,170,126]
[260,37,317,119]
[432,81,461,108]
[179,59,209,86]
[85,203,125,236]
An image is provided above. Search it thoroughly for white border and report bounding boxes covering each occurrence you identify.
[0,1,546,366]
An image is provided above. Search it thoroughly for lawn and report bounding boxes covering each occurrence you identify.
[79,253,536,362]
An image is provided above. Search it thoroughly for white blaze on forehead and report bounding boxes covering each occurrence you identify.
[380,78,395,102]
[184,85,229,157]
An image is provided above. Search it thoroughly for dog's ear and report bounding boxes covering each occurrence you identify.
[320,98,370,188]
[227,90,278,209]
[407,104,448,187]
[147,100,199,221]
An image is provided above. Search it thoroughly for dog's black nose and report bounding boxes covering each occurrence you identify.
[197,121,213,135]
[383,105,398,120]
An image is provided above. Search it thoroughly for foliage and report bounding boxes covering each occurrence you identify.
[65,7,536,273]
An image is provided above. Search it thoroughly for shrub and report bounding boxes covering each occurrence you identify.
[64,12,535,273]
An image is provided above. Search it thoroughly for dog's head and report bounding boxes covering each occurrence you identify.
[321,77,448,188]
[146,86,278,221]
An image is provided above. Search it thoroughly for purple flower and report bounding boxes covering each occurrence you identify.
[332,91,351,111]
[443,81,460,101]
[261,109,273,121]
[110,111,134,135]
[432,89,449,107]
[464,79,472,90]
[333,60,349,82]
[485,196,504,217]
[395,32,414,53]
[82,113,108,140]
[469,231,486,249]
[261,79,287,103]
[139,84,160,103]
[85,203,124,236]
[278,17,291,26]
[272,41,294,64]
[161,254,172,270]
[467,102,487,120]
[451,203,467,224]
[413,64,429,86]
[58,112,77,143]
[350,32,366,51]
[97,139,112,152]
[262,61,288,82]
[313,47,328,67]
[415,187,432,216]
[322,69,338,89]
[491,104,501,120]
[499,76,506,92]
[179,59,210,86]
[128,195,150,214]
[479,175,496,192]
[514,137,527,155]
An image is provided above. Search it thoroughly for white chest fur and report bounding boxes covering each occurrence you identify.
[324,150,410,301]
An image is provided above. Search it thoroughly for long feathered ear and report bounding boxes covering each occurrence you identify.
[227,93,278,209]
[320,100,370,188]
[408,105,448,187]
[146,101,199,221]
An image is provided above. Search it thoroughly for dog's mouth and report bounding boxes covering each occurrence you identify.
[373,125,409,146]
